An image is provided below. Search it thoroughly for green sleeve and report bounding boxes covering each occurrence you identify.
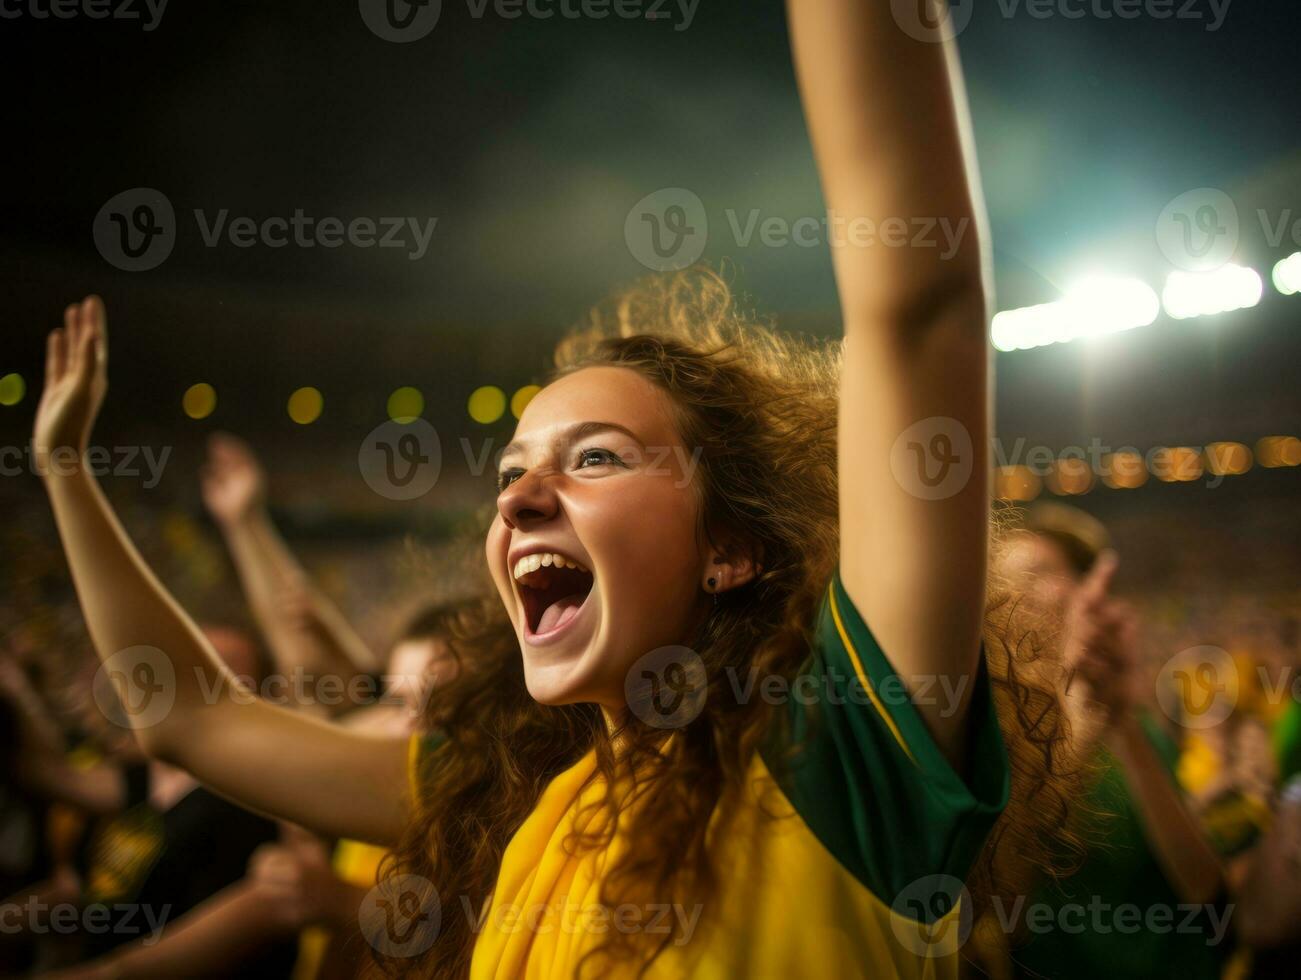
[763,569,1010,904]
[1274,699,1301,783]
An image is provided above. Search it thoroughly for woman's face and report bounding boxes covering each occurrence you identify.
[486,366,707,710]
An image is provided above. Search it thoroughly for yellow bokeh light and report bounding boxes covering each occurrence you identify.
[511,384,542,419]
[287,387,324,425]
[1046,457,1094,496]
[1255,436,1301,468]
[1101,451,1148,490]
[468,385,506,425]
[182,383,217,420]
[0,373,25,406]
[1204,442,1252,476]
[387,386,424,424]
[1151,447,1203,483]
[994,465,1042,502]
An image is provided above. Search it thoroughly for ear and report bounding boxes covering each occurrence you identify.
[702,534,762,595]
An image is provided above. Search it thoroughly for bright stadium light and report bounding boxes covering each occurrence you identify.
[991,276,1159,352]
[1272,252,1301,296]
[1161,264,1264,320]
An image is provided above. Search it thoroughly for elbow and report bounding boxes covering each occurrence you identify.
[846,258,989,350]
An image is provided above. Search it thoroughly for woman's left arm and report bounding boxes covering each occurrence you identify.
[787,0,990,762]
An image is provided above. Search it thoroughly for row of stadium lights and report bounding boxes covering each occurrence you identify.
[991,252,1301,352]
[995,437,1301,501]
[0,377,542,425]
[175,383,544,426]
[1,255,1297,405]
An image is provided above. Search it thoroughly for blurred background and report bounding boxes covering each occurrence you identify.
[2,0,1296,659]
[0,0,1298,973]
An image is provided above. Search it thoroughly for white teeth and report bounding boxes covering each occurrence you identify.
[512,552,590,581]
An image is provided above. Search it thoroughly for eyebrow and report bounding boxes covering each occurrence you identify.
[500,420,646,461]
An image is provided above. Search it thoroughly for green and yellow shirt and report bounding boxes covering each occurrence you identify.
[410,570,1010,978]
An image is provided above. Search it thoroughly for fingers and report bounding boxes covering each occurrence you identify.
[46,328,67,387]
[82,295,108,374]
[1078,549,1119,609]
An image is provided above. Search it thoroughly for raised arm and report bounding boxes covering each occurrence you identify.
[201,432,379,696]
[33,297,408,844]
[787,0,991,759]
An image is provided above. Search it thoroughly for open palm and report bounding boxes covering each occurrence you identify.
[201,433,267,524]
[33,296,108,465]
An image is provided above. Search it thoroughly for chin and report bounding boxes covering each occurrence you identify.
[519,644,604,706]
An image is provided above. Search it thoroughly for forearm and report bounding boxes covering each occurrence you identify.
[45,467,236,755]
[1110,713,1225,904]
[786,0,986,325]
[94,880,289,979]
[224,511,377,678]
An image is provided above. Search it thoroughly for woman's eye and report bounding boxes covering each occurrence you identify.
[577,448,622,469]
[496,468,524,492]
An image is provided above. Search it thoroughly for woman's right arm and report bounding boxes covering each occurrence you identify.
[34,296,409,844]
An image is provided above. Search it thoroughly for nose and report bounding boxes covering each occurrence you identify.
[497,467,560,531]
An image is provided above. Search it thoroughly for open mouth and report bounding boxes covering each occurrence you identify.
[513,553,595,638]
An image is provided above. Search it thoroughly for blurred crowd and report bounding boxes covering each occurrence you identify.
[1,435,1298,979]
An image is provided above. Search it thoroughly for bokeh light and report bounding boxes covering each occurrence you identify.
[182,383,217,420]
[1046,457,1095,496]
[0,373,25,406]
[1255,435,1301,468]
[287,386,324,425]
[387,386,424,424]
[1101,451,1148,490]
[1203,442,1253,476]
[1151,447,1203,483]
[468,385,506,424]
[511,384,541,420]
[994,465,1042,501]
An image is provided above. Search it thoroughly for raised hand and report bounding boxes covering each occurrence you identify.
[33,296,108,469]
[201,432,267,526]
[1063,551,1138,733]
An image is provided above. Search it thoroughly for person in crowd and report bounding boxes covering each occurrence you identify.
[1,627,294,976]
[29,3,1086,976]
[994,503,1300,980]
[199,432,379,711]
[45,602,467,980]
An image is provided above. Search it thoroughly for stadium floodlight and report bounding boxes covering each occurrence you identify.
[991,276,1159,352]
[1161,264,1264,320]
[1272,252,1301,296]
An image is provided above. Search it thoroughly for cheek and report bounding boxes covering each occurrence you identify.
[581,477,700,599]
[485,518,515,608]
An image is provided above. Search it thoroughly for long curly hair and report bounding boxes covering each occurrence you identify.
[381,268,1084,978]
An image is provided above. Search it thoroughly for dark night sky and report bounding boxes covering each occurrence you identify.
[1,0,1298,464]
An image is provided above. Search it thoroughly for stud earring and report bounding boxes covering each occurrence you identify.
[707,577,717,589]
